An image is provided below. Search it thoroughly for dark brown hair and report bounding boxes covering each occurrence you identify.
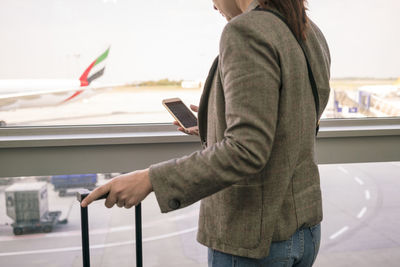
[257,0,309,41]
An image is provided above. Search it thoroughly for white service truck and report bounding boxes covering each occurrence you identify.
[5,182,62,235]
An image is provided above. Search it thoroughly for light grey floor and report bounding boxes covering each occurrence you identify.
[0,162,399,267]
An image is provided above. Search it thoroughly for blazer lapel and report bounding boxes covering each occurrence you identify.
[198,56,219,146]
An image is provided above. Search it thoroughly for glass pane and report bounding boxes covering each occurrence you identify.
[0,0,399,126]
[0,173,205,267]
[1,163,399,266]
[308,0,400,119]
[315,162,400,266]
[0,0,225,127]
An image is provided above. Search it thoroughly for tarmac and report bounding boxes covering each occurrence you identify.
[0,162,399,267]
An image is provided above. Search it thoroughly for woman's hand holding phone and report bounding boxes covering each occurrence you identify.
[173,104,199,136]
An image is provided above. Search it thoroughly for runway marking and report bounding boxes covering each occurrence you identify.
[365,190,371,200]
[167,210,199,222]
[0,210,199,242]
[0,225,133,242]
[337,166,349,174]
[329,226,349,240]
[354,176,364,185]
[0,227,198,257]
[357,207,367,219]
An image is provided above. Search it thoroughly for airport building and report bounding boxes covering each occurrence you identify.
[0,1,399,267]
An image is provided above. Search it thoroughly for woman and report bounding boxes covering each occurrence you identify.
[82,0,331,266]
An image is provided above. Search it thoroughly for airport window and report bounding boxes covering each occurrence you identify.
[316,162,400,266]
[0,173,203,266]
[1,162,400,266]
[309,0,400,119]
[0,1,399,266]
[0,0,399,127]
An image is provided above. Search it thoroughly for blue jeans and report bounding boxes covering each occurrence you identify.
[208,224,321,267]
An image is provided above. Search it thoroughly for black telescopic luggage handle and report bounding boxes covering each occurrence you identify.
[76,190,143,267]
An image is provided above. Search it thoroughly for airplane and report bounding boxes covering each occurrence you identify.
[0,47,117,113]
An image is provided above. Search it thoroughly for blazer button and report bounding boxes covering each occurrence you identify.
[168,199,181,209]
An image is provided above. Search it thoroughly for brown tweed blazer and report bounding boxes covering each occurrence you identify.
[149,2,331,259]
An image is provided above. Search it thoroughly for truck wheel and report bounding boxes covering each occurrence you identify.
[59,190,66,197]
[13,227,23,235]
[42,225,52,233]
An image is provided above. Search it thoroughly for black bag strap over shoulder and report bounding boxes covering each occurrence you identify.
[254,7,320,135]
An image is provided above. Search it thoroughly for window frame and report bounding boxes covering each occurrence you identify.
[0,118,399,177]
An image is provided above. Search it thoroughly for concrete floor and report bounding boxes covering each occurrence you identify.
[0,162,399,266]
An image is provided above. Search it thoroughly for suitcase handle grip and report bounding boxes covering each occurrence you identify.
[76,189,142,267]
[76,189,109,203]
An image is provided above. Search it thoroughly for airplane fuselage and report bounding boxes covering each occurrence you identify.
[0,79,94,111]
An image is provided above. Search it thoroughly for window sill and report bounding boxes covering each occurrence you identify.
[0,118,399,177]
[0,118,399,149]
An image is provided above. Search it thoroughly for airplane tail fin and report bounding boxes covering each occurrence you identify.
[79,47,110,87]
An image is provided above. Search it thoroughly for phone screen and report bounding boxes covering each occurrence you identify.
[164,101,197,128]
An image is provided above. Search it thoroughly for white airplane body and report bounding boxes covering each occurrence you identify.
[358,84,400,97]
[0,48,113,111]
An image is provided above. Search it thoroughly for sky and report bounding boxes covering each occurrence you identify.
[0,0,399,83]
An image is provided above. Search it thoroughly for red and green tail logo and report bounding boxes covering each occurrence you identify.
[62,47,110,103]
[79,47,110,87]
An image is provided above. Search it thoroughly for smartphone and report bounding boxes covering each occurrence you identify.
[162,98,198,131]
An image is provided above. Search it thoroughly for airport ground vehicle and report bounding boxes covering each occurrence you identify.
[51,174,97,196]
[5,182,63,235]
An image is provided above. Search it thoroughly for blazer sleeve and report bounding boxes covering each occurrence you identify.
[149,20,281,213]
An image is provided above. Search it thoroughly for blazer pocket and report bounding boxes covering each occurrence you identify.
[216,184,263,249]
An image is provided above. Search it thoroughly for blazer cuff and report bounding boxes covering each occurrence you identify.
[149,160,181,213]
